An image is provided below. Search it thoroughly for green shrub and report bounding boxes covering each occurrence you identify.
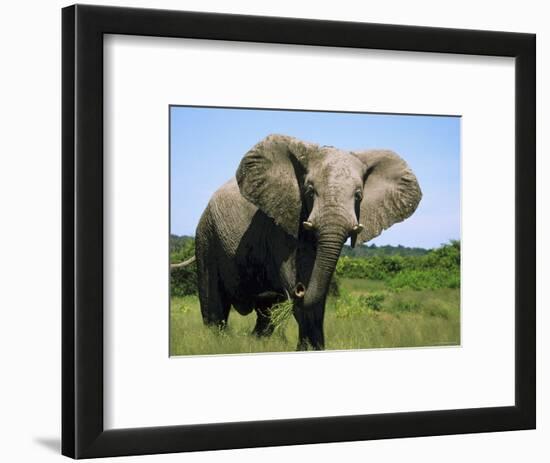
[170,235,195,264]
[336,256,390,280]
[171,266,198,296]
[387,269,460,291]
[358,292,385,311]
[336,241,460,291]
[334,289,387,318]
[334,289,359,318]
[170,235,197,296]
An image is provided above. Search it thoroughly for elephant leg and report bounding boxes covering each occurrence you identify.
[198,263,230,329]
[295,304,325,350]
[252,304,275,337]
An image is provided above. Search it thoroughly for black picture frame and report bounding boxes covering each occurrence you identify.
[62,4,536,459]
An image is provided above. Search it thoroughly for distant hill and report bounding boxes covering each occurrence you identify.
[340,243,429,257]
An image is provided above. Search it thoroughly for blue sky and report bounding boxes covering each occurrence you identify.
[170,106,460,249]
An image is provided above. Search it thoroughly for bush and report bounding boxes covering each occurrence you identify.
[170,235,198,296]
[358,293,385,311]
[334,290,361,318]
[387,269,460,291]
[336,241,460,291]
[336,256,392,280]
[334,289,386,318]
[171,266,198,296]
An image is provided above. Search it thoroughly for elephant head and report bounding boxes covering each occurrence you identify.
[236,134,422,349]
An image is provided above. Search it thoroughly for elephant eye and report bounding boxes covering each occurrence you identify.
[355,189,363,202]
[304,184,314,197]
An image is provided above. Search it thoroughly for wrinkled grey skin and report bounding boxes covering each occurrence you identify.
[195,134,422,350]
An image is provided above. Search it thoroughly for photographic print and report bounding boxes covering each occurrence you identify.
[170,107,460,355]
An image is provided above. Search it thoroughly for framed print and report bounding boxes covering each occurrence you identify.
[169,108,455,355]
[62,4,536,459]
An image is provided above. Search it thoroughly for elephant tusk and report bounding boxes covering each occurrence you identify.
[352,223,364,234]
[302,221,315,231]
[294,282,306,299]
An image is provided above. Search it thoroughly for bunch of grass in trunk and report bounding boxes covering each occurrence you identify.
[269,300,294,332]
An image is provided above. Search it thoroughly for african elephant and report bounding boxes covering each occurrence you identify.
[195,134,421,350]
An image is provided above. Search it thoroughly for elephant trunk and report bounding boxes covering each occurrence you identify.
[295,222,348,350]
[303,225,348,308]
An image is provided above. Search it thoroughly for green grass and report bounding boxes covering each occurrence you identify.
[170,278,460,356]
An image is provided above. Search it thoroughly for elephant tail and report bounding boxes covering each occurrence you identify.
[170,256,196,270]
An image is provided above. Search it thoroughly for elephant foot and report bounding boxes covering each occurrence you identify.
[297,338,325,351]
[252,326,274,337]
[252,319,274,337]
[203,319,228,333]
[252,307,275,337]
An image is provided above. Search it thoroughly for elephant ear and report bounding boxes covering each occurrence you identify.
[236,134,314,238]
[352,150,422,244]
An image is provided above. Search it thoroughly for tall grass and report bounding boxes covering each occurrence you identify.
[170,278,460,356]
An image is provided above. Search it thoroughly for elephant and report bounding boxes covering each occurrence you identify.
[194,134,422,350]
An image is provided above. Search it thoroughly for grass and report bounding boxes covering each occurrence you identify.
[170,278,460,356]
